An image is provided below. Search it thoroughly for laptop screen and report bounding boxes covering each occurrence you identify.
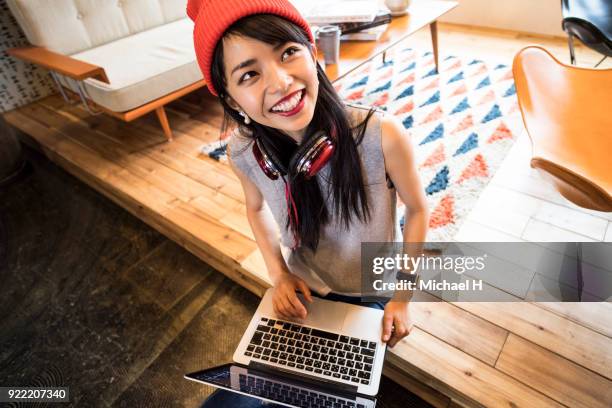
[185,363,376,408]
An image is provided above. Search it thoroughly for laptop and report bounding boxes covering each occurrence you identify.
[185,288,387,407]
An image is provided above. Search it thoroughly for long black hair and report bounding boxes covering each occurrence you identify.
[210,14,376,251]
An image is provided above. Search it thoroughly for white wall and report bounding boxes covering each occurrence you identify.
[438,0,566,37]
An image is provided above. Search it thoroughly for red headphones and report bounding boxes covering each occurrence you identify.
[252,131,335,180]
[251,130,335,249]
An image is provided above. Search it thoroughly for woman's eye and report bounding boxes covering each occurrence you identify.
[282,47,299,61]
[240,71,257,83]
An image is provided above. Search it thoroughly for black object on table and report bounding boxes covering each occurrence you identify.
[561,0,612,66]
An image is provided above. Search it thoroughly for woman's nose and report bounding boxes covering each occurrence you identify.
[266,66,292,94]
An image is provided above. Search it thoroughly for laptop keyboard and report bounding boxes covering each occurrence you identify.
[245,317,377,386]
[238,373,367,408]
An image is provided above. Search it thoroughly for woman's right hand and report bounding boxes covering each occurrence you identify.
[271,272,313,319]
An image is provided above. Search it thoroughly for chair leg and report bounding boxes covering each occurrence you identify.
[568,33,576,65]
[430,21,439,73]
[576,242,583,302]
[594,55,607,68]
[155,106,173,142]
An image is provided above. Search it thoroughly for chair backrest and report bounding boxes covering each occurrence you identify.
[561,0,612,41]
[7,0,187,55]
[513,46,612,211]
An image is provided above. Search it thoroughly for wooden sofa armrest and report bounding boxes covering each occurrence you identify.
[7,46,109,84]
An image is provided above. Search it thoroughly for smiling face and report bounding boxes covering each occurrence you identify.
[222,34,319,142]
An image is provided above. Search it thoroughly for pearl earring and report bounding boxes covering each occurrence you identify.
[239,110,251,125]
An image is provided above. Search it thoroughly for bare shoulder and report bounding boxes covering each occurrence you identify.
[379,113,411,155]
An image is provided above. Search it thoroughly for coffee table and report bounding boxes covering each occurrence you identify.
[319,0,459,82]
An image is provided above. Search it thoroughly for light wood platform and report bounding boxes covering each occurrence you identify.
[4,23,612,408]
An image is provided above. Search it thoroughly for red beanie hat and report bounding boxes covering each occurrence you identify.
[187,0,315,97]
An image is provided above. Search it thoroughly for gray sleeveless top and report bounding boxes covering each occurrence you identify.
[228,106,402,296]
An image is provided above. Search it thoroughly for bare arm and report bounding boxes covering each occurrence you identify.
[229,157,313,317]
[381,113,429,282]
[231,161,286,282]
[379,114,429,346]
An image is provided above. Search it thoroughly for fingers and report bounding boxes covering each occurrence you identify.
[382,314,394,342]
[272,296,291,320]
[278,293,302,318]
[387,320,409,348]
[287,292,307,319]
[382,303,414,348]
[273,288,305,319]
[296,280,313,303]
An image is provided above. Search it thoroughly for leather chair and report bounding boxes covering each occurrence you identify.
[512,46,612,212]
[561,0,612,66]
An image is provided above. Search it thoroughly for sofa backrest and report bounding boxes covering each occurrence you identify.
[7,0,187,55]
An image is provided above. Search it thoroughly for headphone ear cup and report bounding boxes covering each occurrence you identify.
[305,140,334,178]
[289,131,334,179]
[253,137,286,180]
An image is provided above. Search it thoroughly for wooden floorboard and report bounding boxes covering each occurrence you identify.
[387,328,564,407]
[4,22,612,407]
[457,302,612,381]
[496,334,612,408]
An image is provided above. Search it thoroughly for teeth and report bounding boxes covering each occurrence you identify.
[272,90,303,112]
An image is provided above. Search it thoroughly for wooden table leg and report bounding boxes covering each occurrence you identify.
[155,106,173,142]
[430,21,439,73]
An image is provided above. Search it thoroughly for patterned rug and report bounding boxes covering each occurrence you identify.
[202,48,524,241]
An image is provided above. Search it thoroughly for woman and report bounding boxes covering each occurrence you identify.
[188,0,428,349]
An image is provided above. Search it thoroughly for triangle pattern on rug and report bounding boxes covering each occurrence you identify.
[369,81,392,95]
[425,165,449,195]
[348,76,369,89]
[445,59,461,72]
[419,105,444,125]
[421,77,440,91]
[346,89,365,101]
[395,85,414,100]
[477,89,495,106]
[450,97,470,115]
[448,71,464,84]
[419,123,444,145]
[372,92,389,107]
[450,82,467,97]
[453,132,479,156]
[398,72,415,86]
[470,64,487,78]
[457,153,489,183]
[451,114,474,135]
[420,143,446,168]
[487,121,514,143]
[419,90,440,107]
[429,194,455,229]
[377,68,394,81]
[481,104,502,123]
[394,100,414,115]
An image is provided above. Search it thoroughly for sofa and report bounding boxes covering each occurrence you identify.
[7,0,206,141]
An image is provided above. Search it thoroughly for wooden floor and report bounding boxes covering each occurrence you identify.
[4,23,612,407]
[0,146,432,407]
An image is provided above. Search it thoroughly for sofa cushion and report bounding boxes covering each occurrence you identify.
[7,0,187,55]
[57,18,203,112]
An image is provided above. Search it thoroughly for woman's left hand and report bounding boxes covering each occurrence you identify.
[381,300,414,348]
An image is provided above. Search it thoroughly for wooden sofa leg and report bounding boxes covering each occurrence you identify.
[155,106,173,142]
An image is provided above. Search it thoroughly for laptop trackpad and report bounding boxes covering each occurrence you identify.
[341,306,383,340]
[296,294,348,332]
